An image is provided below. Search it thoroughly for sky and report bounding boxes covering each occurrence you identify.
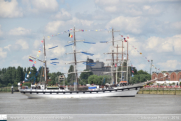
[0,0,181,76]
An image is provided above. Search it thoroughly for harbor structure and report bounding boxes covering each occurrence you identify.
[152,70,181,85]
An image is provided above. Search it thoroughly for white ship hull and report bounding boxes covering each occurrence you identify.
[20,88,140,99]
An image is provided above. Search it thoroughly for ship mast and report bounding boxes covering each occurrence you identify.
[73,27,78,91]
[43,37,47,86]
[111,28,115,85]
[65,27,91,91]
[103,28,125,85]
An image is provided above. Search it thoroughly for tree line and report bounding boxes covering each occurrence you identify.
[0,65,151,87]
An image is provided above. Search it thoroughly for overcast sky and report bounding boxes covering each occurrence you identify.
[0,0,181,75]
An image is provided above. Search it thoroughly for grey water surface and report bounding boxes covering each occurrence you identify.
[0,92,181,114]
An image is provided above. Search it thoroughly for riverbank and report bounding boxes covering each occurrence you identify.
[138,88,181,95]
[0,86,18,92]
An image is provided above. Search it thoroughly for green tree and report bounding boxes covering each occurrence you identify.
[16,66,24,83]
[80,69,93,85]
[88,75,111,85]
[67,65,75,85]
[130,70,151,84]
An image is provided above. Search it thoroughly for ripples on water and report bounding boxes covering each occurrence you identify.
[0,92,181,114]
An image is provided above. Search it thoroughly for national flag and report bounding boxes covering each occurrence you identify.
[121,35,123,37]
[115,63,117,67]
[34,61,36,64]
[124,38,127,42]
[148,60,150,62]
[29,71,31,74]
[29,58,33,62]
[132,71,134,73]
[32,64,35,67]
[127,36,129,39]
[69,33,73,38]
[38,50,40,53]
[41,40,43,43]
[70,28,72,30]
[82,30,84,32]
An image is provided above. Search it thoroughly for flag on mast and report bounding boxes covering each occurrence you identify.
[124,38,127,42]
[115,63,117,67]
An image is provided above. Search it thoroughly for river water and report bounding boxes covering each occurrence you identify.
[0,92,181,121]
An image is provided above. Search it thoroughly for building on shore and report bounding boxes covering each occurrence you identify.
[86,58,111,76]
[151,70,181,85]
[85,58,134,83]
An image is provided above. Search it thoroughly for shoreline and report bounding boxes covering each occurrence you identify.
[138,88,181,95]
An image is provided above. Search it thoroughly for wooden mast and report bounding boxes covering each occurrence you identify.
[111,28,115,85]
[73,27,78,91]
[43,37,47,86]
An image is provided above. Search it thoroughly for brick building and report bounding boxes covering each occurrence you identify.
[151,70,181,85]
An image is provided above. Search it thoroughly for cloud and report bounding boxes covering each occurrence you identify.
[173,35,181,55]
[171,21,181,30]
[45,18,93,33]
[45,21,65,33]
[158,60,181,71]
[22,55,29,60]
[46,43,65,58]
[0,0,23,18]
[16,40,29,49]
[107,16,145,34]
[53,9,72,20]
[9,60,22,67]
[137,64,146,70]
[0,25,3,36]
[23,0,58,13]
[4,44,12,51]
[95,0,170,17]
[9,27,31,35]
[145,35,181,54]
[33,40,43,49]
[0,47,7,58]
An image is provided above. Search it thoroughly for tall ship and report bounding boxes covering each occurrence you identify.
[19,27,167,98]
